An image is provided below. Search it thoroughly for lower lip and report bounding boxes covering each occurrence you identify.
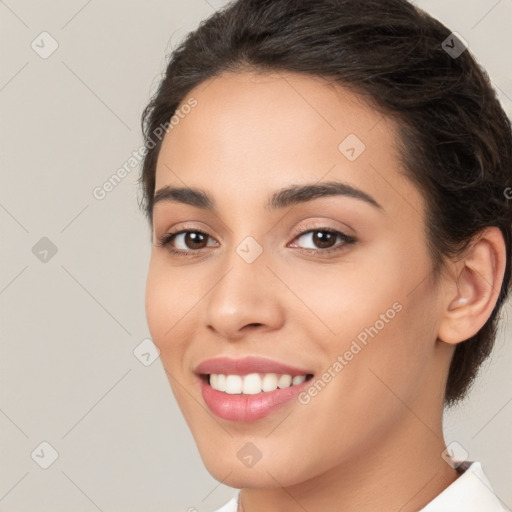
[199,375,313,422]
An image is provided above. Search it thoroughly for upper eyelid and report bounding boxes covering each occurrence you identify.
[165,225,348,238]
[291,227,350,239]
[162,217,354,237]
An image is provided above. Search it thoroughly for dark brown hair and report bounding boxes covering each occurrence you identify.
[137,0,512,406]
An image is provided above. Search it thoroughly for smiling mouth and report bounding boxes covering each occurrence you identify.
[200,372,314,395]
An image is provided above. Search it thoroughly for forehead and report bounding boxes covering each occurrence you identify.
[154,70,423,218]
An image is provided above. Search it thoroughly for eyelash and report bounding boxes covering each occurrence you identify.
[156,226,356,258]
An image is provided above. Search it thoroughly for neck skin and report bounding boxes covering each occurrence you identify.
[237,354,461,512]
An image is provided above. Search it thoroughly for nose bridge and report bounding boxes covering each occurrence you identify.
[203,232,285,337]
[211,233,269,309]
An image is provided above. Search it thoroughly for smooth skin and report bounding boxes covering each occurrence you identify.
[144,70,506,512]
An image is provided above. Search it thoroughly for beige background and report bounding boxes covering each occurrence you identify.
[1,1,511,510]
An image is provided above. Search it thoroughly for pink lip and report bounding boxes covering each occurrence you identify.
[194,356,313,376]
[199,375,313,422]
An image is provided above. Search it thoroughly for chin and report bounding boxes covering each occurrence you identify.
[199,446,312,489]
[206,464,296,489]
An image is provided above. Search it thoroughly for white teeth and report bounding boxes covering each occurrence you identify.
[217,374,226,391]
[278,374,292,388]
[208,373,309,394]
[243,373,262,395]
[262,373,279,392]
[225,375,243,394]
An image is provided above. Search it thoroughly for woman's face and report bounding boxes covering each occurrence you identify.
[145,71,452,488]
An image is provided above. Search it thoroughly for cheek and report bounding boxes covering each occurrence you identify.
[290,235,434,386]
[145,263,199,405]
[144,259,193,354]
[326,248,437,405]
[280,239,411,339]
[144,263,168,347]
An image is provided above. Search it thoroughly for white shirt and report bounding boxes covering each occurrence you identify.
[212,461,507,511]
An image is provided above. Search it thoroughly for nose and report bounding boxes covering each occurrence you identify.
[203,248,286,341]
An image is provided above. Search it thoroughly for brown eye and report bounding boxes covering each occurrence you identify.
[181,231,209,249]
[291,228,355,252]
[310,230,337,249]
[157,229,217,253]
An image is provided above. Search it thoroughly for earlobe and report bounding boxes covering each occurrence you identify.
[438,226,506,345]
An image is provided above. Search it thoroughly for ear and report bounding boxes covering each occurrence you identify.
[437,226,507,345]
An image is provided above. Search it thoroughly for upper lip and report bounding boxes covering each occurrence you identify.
[195,356,314,376]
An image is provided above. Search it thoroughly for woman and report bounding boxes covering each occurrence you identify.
[138,0,511,510]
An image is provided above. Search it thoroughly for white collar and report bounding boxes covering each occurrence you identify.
[420,461,507,511]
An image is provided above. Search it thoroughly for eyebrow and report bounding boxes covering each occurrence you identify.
[152,180,383,213]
